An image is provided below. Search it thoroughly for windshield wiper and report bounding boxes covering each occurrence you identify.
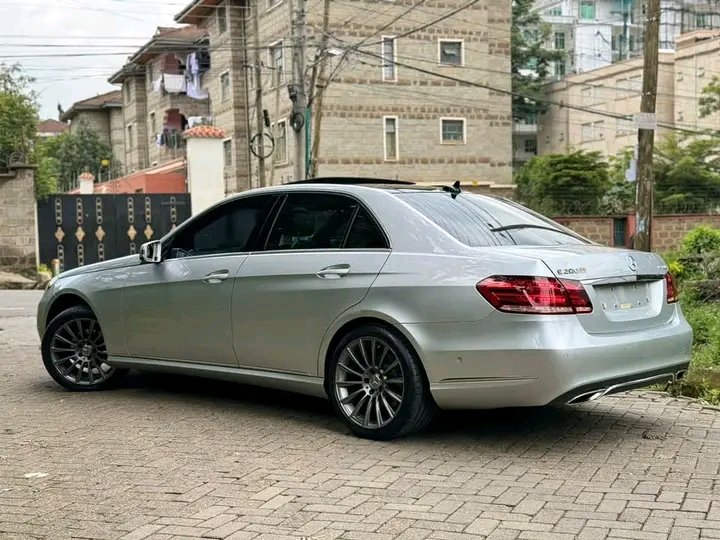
[489,223,579,238]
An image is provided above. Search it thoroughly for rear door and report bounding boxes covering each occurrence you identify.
[231,192,390,376]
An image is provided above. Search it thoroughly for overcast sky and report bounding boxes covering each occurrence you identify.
[1,0,183,119]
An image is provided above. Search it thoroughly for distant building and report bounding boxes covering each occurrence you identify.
[60,91,125,169]
[37,119,68,138]
[538,30,720,157]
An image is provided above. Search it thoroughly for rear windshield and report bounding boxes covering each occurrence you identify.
[395,192,589,247]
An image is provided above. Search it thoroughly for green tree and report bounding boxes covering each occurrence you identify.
[653,134,720,213]
[514,150,610,215]
[699,76,720,118]
[511,0,564,120]
[0,63,38,165]
[38,121,114,193]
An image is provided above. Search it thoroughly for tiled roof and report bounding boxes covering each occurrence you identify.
[183,125,226,139]
[37,119,68,135]
[60,90,122,121]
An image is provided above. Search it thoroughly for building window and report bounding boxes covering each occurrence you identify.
[275,120,287,164]
[127,124,133,148]
[524,138,537,155]
[554,59,566,77]
[545,6,562,15]
[149,112,156,135]
[580,0,596,19]
[438,40,463,65]
[616,117,633,136]
[147,64,154,88]
[124,83,131,102]
[581,121,604,142]
[223,139,233,168]
[217,2,227,34]
[554,32,565,50]
[220,71,230,101]
[382,36,396,81]
[440,118,465,143]
[269,42,284,86]
[383,116,398,161]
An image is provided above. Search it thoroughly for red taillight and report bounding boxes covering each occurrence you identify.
[476,276,593,315]
[665,272,678,303]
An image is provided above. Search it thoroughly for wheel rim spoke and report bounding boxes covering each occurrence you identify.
[335,336,405,430]
[49,318,114,386]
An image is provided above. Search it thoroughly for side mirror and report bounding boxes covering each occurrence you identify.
[139,240,163,263]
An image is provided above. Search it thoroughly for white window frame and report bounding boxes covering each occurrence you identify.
[439,117,466,144]
[437,39,464,66]
[274,118,288,165]
[381,35,397,82]
[269,41,285,87]
[383,115,399,161]
[220,70,231,102]
[223,138,233,169]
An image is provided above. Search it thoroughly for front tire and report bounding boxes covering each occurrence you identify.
[327,324,435,440]
[41,306,127,391]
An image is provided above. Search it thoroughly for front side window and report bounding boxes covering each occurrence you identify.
[554,32,565,50]
[396,192,588,247]
[441,118,465,143]
[382,37,396,81]
[168,195,273,258]
[266,193,386,251]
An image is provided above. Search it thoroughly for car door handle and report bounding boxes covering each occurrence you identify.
[202,270,230,284]
[316,264,351,279]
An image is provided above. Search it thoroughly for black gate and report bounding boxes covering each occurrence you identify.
[37,194,192,271]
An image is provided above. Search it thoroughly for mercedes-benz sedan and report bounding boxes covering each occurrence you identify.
[37,179,692,439]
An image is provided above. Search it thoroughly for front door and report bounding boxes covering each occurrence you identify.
[121,194,275,365]
[231,192,391,375]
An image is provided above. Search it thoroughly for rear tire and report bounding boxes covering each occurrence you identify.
[327,324,435,440]
[41,306,127,392]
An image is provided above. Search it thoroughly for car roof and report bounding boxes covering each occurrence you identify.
[247,177,491,196]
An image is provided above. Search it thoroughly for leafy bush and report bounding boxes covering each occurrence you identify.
[681,225,720,256]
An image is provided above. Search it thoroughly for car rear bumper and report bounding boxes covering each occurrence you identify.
[403,309,693,409]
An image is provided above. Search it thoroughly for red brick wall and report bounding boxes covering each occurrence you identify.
[554,217,616,245]
[553,214,720,252]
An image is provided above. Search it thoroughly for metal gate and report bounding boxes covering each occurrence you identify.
[37,194,191,271]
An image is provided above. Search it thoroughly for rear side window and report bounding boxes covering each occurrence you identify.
[396,192,588,247]
[265,193,388,250]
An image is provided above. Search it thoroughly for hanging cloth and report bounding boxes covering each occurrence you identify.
[163,73,186,93]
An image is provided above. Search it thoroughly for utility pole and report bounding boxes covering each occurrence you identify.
[633,0,660,252]
[289,0,307,180]
[252,0,266,187]
[307,0,331,178]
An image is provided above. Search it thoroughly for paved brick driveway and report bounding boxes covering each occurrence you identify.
[1,291,720,540]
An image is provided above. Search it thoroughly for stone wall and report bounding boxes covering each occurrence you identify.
[0,166,37,269]
[554,216,616,245]
[555,214,720,252]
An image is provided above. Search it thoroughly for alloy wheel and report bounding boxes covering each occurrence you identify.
[334,337,405,429]
[49,318,115,386]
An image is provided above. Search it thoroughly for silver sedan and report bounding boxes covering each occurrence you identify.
[37,180,692,439]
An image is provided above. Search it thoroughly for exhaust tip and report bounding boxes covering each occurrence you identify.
[675,370,686,381]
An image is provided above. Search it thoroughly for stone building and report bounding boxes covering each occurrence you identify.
[110,0,513,194]
[537,30,720,157]
[109,26,211,173]
[60,91,125,167]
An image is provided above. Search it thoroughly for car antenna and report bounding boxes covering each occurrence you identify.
[441,180,462,199]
